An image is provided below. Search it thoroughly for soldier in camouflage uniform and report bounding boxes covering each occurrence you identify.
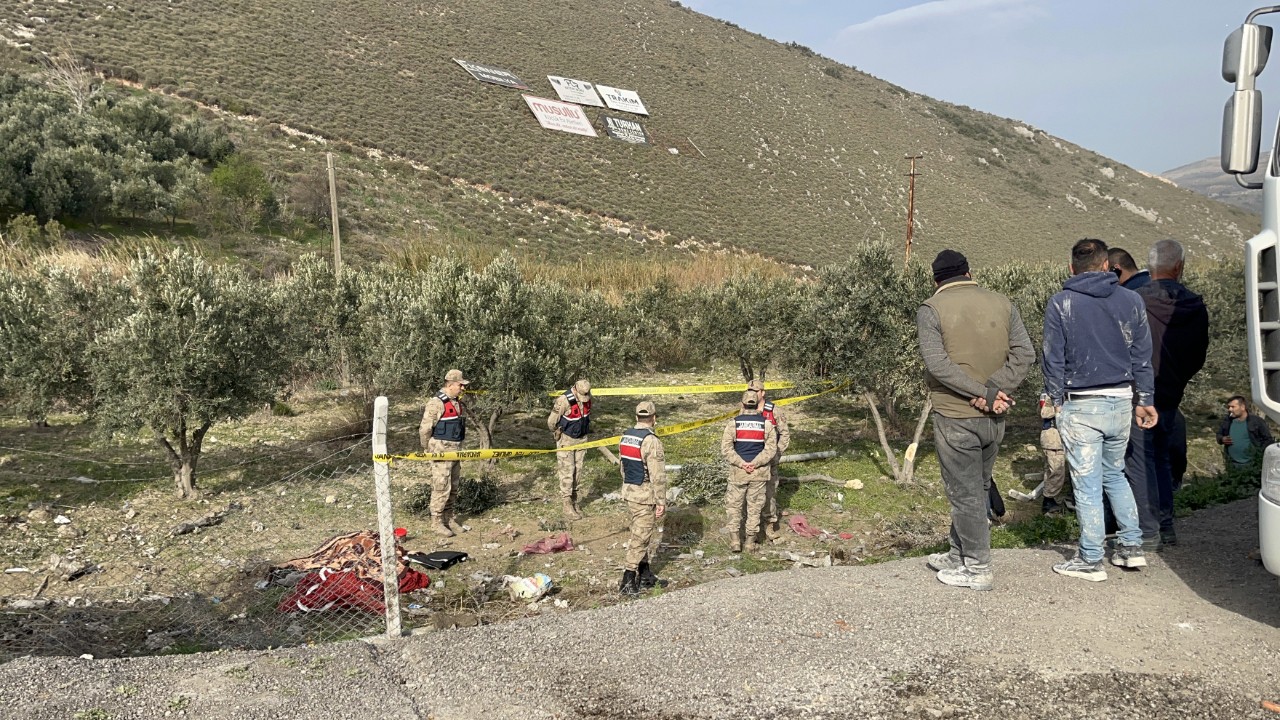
[748,379,790,541]
[721,390,778,553]
[1040,395,1069,515]
[617,401,667,596]
[547,379,593,520]
[418,369,470,538]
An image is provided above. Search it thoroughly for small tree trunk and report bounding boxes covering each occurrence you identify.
[897,399,933,485]
[155,421,211,500]
[863,392,903,480]
[739,357,753,383]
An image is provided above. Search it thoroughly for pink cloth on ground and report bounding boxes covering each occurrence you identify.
[787,515,823,538]
[520,532,575,554]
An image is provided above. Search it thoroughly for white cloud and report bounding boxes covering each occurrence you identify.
[838,0,1046,38]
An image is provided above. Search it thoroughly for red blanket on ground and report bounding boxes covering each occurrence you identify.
[279,566,430,614]
[272,530,431,614]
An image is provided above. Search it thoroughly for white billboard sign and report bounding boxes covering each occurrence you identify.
[595,84,649,115]
[547,76,604,107]
[452,58,529,89]
[522,95,598,137]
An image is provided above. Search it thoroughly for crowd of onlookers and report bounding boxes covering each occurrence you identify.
[914,237,1269,589]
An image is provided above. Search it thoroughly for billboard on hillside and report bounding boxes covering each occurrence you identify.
[522,95,598,137]
[453,58,529,89]
[547,76,604,106]
[602,115,651,145]
[595,85,649,115]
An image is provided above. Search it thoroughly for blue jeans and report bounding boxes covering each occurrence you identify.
[1059,396,1143,562]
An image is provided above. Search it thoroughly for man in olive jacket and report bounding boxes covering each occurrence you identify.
[916,250,1034,591]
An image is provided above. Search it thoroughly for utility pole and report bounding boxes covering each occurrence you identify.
[326,152,350,386]
[904,153,923,267]
[326,152,342,280]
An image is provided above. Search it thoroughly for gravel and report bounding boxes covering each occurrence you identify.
[2,498,1277,719]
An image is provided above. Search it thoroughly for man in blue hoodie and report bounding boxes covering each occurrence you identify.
[1043,239,1158,581]
[1137,239,1209,547]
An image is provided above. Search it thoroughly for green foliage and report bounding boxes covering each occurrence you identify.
[682,274,803,381]
[402,475,502,516]
[794,242,932,402]
[0,72,233,228]
[90,249,293,497]
[672,456,728,505]
[208,153,277,232]
[1175,456,1262,515]
[1,214,42,248]
[0,263,120,423]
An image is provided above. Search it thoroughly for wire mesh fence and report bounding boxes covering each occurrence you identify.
[0,431,407,662]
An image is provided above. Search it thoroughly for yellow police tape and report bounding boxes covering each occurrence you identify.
[375,381,850,464]
[543,380,796,397]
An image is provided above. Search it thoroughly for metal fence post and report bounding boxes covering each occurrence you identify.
[372,396,402,638]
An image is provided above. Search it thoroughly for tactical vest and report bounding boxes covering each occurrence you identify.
[733,414,767,462]
[556,390,592,439]
[431,392,465,442]
[761,402,778,436]
[619,427,654,485]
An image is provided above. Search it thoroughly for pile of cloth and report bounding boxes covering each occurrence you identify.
[270,531,430,614]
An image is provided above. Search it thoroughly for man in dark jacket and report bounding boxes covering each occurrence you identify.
[1043,238,1157,581]
[1217,396,1275,468]
[1108,247,1151,290]
[1137,239,1209,547]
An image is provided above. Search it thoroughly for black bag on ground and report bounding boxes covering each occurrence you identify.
[405,550,469,570]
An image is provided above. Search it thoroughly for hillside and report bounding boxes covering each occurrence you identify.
[0,0,1260,267]
[1163,153,1267,216]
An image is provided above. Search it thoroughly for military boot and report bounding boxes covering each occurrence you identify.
[637,558,668,589]
[563,497,583,520]
[729,536,742,553]
[431,514,454,538]
[618,569,641,596]
[445,510,466,534]
[764,522,782,541]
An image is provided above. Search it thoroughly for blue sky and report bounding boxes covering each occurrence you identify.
[683,0,1280,174]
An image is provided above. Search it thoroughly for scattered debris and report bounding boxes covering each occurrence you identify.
[505,573,553,601]
[170,505,241,536]
[53,515,71,525]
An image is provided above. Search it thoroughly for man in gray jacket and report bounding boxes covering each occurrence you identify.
[916,250,1035,591]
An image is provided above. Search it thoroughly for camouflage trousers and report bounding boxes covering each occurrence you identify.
[556,434,587,499]
[762,460,781,525]
[625,501,657,571]
[1041,427,1067,500]
[426,438,462,516]
[725,477,767,544]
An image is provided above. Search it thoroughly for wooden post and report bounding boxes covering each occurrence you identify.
[372,396,402,638]
[327,152,342,280]
[327,152,351,386]
[904,154,923,267]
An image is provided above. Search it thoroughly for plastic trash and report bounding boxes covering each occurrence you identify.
[504,573,553,601]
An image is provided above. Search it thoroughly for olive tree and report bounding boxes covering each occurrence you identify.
[682,274,804,382]
[793,242,933,483]
[90,250,293,499]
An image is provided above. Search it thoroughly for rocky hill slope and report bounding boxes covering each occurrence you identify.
[0,0,1257,267]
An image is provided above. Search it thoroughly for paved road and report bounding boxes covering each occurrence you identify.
[3,499,1278,719]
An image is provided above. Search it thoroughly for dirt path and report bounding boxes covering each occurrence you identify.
[3,498,1278,719]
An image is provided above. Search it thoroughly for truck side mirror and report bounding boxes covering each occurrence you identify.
[1223,89,1263,174]
[1224,23,1273,83]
